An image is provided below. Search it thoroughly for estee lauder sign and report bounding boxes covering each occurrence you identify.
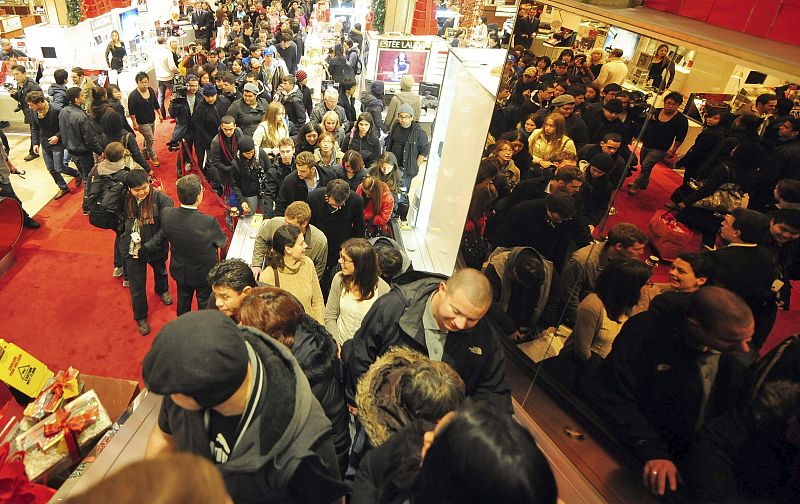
[378,39,432,50]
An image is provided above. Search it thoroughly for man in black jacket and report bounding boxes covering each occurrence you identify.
[226,82,267,136]
[26,91,81,198]
[708,209,776,356]
[161,174,228,316]
[168,74,201,177]
[582,98,626,146]
[143,311,347,504]
[10,64,41,161]
[385,104,429,220]
[338,78,358,134]
[193,83,231,177]
[278,74,306,127]
[275,151,338,216]
[59,87,103,213]
[264,137,296,217]
[208,116,243,193]
[307,179,365,278]
[592,287,753,497]
[346,268,512,412]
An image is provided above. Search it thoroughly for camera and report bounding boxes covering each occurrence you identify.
[171,75,187,103]
[166,140,181,152]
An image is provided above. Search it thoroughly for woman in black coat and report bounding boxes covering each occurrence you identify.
[327,43,354,85]
[293,121,322,155]
[100,111,151,172]
[675,110,729,183]
[342,112,382,166]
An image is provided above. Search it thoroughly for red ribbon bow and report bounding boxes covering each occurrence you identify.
[42,406,98,462]
[41,368,79,412]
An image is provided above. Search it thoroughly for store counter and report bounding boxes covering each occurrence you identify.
[226,214,262,266]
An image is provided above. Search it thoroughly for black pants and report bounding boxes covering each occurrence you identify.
[0,181,32,221]
[677,207,722,247]
[71,152,95,211]
[125,254,169,321]
[176,283,212,316]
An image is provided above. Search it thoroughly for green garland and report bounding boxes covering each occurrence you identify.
[66,0,82,26]
[371,0,386,33]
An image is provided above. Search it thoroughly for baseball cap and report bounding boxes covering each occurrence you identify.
[551,94,576,106]
[523,67,537,77]
[243,82,259,95]
[142,312,249,409]
[202,83,218,96]
[263,45,277,56]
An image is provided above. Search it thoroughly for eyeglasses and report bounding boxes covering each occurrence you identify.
[338,253,352,264]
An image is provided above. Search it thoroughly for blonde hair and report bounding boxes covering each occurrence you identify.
[529,112,569,161]
[261,102,288,149]
[321,110,341,132]
[590,48,606,65]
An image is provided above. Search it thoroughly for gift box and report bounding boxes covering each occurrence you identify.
[23,367,81,424]
[14,390,112,481]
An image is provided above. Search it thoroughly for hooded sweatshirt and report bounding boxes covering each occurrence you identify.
[360,80,386,133]
[157,325,347,504]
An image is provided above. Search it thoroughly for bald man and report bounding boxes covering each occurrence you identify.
[591,286,753,498]
[345,268,511,412]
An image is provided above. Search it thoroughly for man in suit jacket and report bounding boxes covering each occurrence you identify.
[161,174,228,316]
[707,209,775,356]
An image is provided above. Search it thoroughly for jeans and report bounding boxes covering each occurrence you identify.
[0,181,32,221]
[41,146,80,191]
[176,283,212,316]
[138,123,157,160]
[157,79,173,118]
[125,254,169,321]
[633,147,668,189]
[71,152,95,211]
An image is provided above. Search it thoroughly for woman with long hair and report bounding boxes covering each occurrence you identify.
[570,53,595,86]
[293,121,322,154]
[588,48,605,80]
[342,112,382,166]
[252,101,289,158]
[358,176,395,236]
[342,150,368,191]
[674,109,729,183]
[89,85,115,129]
[485,139,520,195]
[258,224,325,323]
[648,43,676,89]
[105,30,126,71]
[517,113,538,145]
[314,130,344,172]
[321,109,345,145]
[106,84,130,128]
[370,152,402,215]
[325,238,390,345]
[238,286,351,473]
[411,403,558,504]
[566,259,652,370]
[528,112,576,171]
[119,170,174,335]
[328,42,354,84]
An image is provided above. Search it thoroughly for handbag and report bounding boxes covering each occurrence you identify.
[364,215,387,239]
[647,210,697,262]
[692,164,749,212]
[121,133,147,171]
[460,232,490,269]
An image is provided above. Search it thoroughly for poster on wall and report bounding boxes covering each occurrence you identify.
[376,38,432,83]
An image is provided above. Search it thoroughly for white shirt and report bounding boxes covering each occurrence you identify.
[153,45,179,82]
[595,58,629,88]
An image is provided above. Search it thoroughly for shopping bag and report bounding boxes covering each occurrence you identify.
[647,210,696,262]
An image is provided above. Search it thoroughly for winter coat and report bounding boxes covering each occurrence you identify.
[191,95,232,148]
[360,80,386,133]
[342,131,382,166]
[292,314,351,472]
[385,122,430,178]
[59,104,102,155]
[231,150,270,202]
[345,272,512,412]
[226,97,268,136]
[358,183,394,232]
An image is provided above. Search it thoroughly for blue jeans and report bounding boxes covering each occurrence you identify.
[42,146,80,191]
[633,147,668,189]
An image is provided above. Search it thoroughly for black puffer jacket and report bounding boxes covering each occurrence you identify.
[231,149,269,203]
[342,132,382,167]
[293,314,351,472]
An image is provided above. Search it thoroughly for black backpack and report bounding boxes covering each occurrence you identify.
[87,171,127,230]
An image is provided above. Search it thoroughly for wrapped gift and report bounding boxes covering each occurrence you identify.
[14,390,112,481]
[23,367,81,423]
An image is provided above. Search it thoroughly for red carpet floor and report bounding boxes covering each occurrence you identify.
[0,122,231,383]
[0,132,797,385]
